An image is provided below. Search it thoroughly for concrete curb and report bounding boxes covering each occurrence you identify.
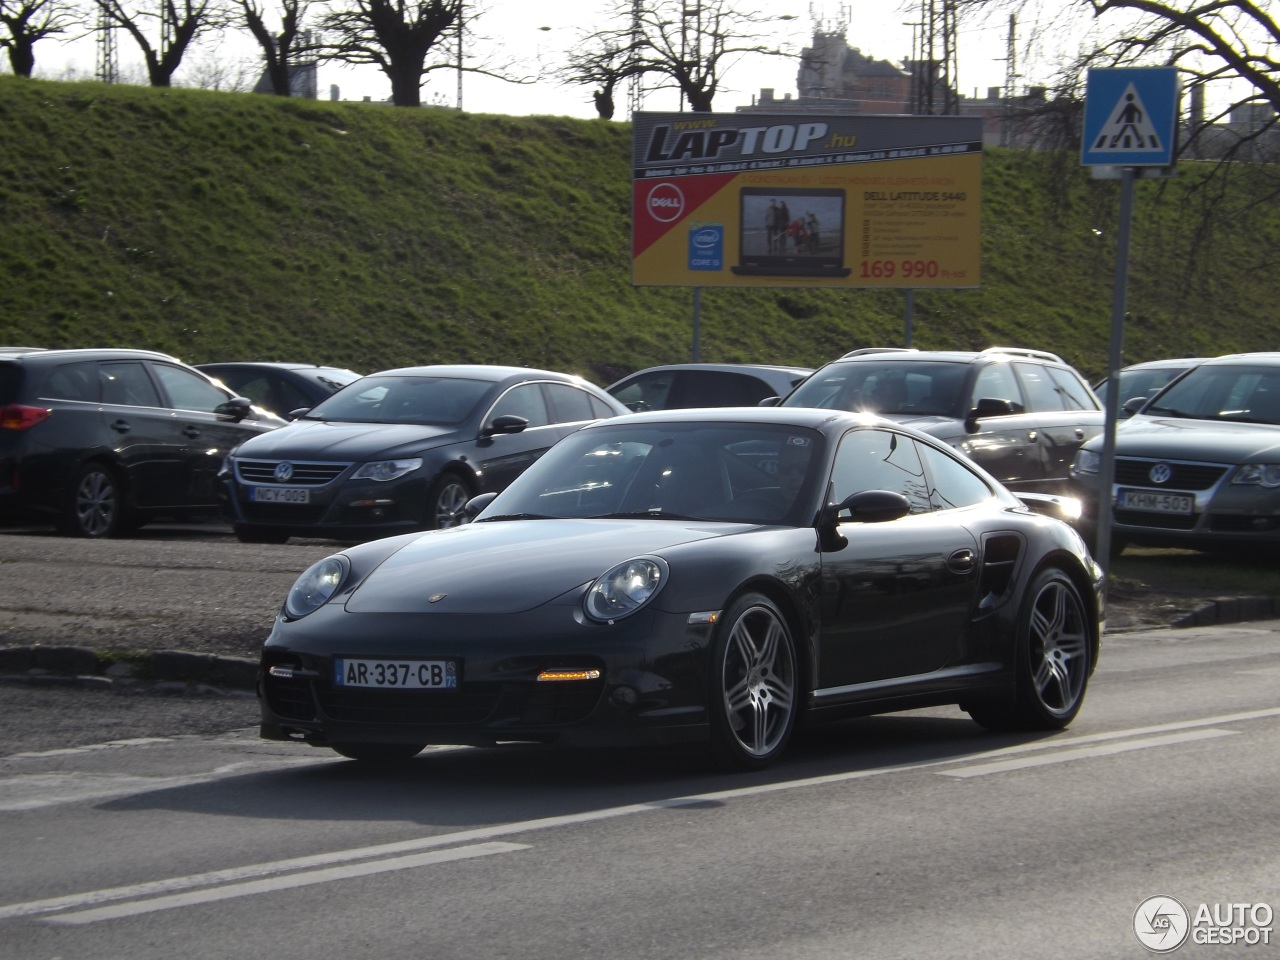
[0,645,258,696]
[1170,596,1280,629]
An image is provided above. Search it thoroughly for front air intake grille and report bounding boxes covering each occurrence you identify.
[1114,459,1227,491]
[236,459,349,485]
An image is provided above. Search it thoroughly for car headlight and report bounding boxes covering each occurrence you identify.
[584,557,667,622]
[351,458,423,482]
[1232,463,1280,488]
[285,556,350,619]
[1072,449,1101,475]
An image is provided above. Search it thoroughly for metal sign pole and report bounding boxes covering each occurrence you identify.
[691,286,703,362]
[1096,166,1136,576]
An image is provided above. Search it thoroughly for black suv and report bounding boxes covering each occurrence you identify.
[779,347,1103,494]
[0,348,285,537]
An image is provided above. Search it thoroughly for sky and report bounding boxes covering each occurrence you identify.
[24,0,1047,118]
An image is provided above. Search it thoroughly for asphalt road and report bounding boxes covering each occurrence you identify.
[1,621,1278,959]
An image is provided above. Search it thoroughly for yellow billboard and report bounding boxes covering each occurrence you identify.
[632,112,983,288]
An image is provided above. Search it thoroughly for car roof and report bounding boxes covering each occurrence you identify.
[1118,357,1207,371]
[615,362,814,377]
[0,347,184,364]
[588,404,911,434]
[366,364,595,383]
[1200,352,1280,366]
[825,346,1068,366]
[196,361,358,373]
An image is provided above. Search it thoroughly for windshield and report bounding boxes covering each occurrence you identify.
[783,360,966,416]
[478,422,826,525]
[1144,364,1280,424]
[303,375,493,425]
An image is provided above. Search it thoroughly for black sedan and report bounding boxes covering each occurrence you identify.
[220,365,628,543]
[260,407,1103,770]
[196,361,363,420]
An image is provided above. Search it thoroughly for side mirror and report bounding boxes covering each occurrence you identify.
[484,414,529,437]
[964,397,1016,432]
[820,489,912,527]
[464,491,499,520]
[214,397,252,422]
[286,406,312,421]
[1121,396,1147,418]
[757,396,781,407]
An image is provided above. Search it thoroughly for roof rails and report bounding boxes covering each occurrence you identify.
[840,347,920,359]
[980,346,1065,364]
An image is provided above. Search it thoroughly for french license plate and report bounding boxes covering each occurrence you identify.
[1119,488,1194,514]
[334,658,458,689]
[250,486,310,504]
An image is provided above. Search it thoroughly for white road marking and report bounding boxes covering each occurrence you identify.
[938,728,1237,778]
[2,706,1277,925]
[44,842,530,925]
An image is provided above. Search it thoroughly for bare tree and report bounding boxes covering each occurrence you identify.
[561,36,639,119]
[316,0,459,107]
[234,0,310,95]
[570,0,794,114]
[96,0,230,87]
[0,0,79,76]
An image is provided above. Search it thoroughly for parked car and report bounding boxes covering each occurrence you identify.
[196,362,363,420]
[777,347,1104,495]
[220,364,629,544]
[259,406,1102,769]
[606,363,813,412]
[1071,352,1280,554]
[0,347,285,537]
[1092,357,1205,415]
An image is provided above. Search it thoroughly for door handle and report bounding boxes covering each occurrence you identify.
[946,548,975,575]
[110,419,131,434]
[1027,430,1037,442]
[182,426,201,439]
[1075,428,1085,439]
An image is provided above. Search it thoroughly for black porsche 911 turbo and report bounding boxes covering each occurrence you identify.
[260,407,1104,771]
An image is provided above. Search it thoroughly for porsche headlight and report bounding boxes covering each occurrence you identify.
[351,458,422,481]
[1072,448,1101,475]
[285,556,349,619]
[1232,463,1280,488]
[585,557,667,622]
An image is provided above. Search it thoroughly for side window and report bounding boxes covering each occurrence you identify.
[223,374,273,408]
[544,383,596,424]
[971,363,1023,413]
[1043,365,1099,411]
[673,371,772,407]
[610,371,673,412]
[151,363,231,413]
[830,429,930,514]
[100,362,162,408]
[916,441,994,510]
[589,395,618,418]
[489,383,550,428]
[40,362,99,402]
[1013,362,1065,412]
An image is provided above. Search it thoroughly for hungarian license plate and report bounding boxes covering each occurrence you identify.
[1119,488,1193,514]
[250,486,310,504]
[334,658,458,689]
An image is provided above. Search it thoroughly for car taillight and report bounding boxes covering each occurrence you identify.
[0,404,51,431]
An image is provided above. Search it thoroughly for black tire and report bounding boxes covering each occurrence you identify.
[426,472,473,530]
[59,463,127,538]
[968,568,1092,732]
[331,743,425,763]
[235,527,290,544]
[707,592,799,771]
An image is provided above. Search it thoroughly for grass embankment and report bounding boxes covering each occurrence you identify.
[2,75,1279,384]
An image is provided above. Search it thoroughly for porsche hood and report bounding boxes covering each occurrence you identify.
[343,519,725,615]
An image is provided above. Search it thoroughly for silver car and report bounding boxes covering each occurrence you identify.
[1071,352,1280,553]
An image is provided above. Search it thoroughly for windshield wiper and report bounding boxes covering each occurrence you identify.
[1144,404,1194,418]
[475,513,557,522]
[593,511,701,521]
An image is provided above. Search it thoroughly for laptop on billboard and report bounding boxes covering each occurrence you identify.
[732,187,852,278]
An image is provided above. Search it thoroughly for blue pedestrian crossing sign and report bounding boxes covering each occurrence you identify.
[1081,67,1179,167]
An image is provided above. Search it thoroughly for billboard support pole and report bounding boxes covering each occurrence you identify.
[904,288,915,347]
[691,286,703,362]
